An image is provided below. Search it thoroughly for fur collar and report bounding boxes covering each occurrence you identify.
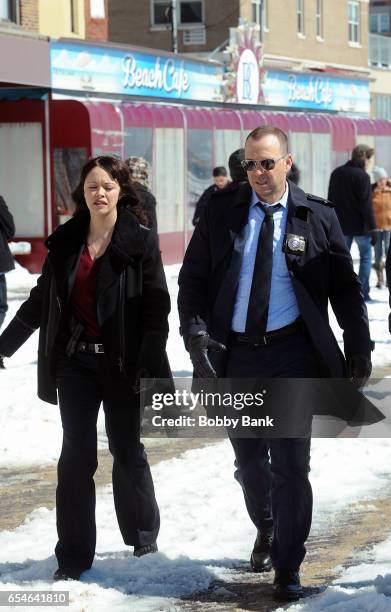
[45,208,148,262]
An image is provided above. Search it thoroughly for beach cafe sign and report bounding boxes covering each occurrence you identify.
[263,70,370,114]
[50,41,224,102]
[122,54,190,97]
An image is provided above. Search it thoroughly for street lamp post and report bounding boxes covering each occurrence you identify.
[259,0,264,43]
[171,0,178,53]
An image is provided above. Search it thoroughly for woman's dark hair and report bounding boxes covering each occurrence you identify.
[72,156,149,226]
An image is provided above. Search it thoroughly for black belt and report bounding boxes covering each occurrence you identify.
[230,320,303,347]
[76,341,104,354]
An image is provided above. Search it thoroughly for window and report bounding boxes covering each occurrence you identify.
[0,0,18,22]
[370,12,390,34]
[90,0,105,19]
[375,95,391,120]
[297,0,305,36]
[252,0,268,30]
[152,0,203,26]
[155,128,185,232]
[0,123,45,237]
[187,129,212,228]
[54,148,88,216]
[348,1,360,44]
[180,1,202,24]
[70,0,78,33]
[316,0,323,38]
[0,0,10,20]
[152,0,171,25]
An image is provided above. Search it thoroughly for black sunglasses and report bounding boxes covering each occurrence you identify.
[241,156,286,172]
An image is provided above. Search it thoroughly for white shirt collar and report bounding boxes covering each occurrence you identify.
[250,182,289,209]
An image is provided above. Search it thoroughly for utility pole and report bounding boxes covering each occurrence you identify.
[166,0,178,53]
[259,0,264,43]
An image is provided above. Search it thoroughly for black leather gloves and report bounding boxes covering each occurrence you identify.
[187,332,226,378]
[347,354,372,389]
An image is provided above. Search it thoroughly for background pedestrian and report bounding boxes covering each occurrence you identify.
[371,166,391,289]
[328,144,377,301]
[192,166,230,225]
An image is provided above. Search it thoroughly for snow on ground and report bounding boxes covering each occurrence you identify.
[1,438,391,610]
[0,259,391,609]
[285,534,391,611]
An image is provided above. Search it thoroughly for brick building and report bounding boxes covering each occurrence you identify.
[108,0,370,77]
[84,0,108,41]
[0,0,108,40]
[369,0,391,118]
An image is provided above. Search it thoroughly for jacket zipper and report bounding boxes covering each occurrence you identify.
[118,270,126,375]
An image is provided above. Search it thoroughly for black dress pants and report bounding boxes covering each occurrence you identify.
[54,350,159,571]
[226,330,318,570]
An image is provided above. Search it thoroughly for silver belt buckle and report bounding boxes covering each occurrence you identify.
[95,344,104,353]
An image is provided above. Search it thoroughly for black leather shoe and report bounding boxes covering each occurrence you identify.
[250,529,273,572]
[273,569,303,601]
[134,542,158,557]
[53,567,84,581]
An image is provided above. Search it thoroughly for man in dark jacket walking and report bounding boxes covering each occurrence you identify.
[328,145,376,301]
[192,166,230,225]
[0,195,15,368]
[178,125,372,602]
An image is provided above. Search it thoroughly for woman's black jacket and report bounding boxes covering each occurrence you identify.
[0,208,171,405]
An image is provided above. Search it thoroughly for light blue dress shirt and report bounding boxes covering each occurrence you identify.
[231,184,300,333]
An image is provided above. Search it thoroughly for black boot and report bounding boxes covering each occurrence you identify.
[373,262,384,289]
[273,568,303,601]
[53,567,84,581]
[250,529,273,572]
[134,542,158,557]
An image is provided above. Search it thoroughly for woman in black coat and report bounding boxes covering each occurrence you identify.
[0,156,171,581]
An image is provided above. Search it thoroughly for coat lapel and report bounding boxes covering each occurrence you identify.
[96,209,147,301]
[212,183,251,272]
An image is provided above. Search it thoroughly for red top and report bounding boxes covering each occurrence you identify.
[70,245,102,338]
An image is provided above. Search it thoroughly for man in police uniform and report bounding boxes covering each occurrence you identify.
[178,126,372,601]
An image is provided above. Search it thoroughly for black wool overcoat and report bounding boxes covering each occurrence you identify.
[0,208,171,405]
[178,180,372,379]
[327,160,376,236]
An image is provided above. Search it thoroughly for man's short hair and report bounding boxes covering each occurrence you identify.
[351,144,374,168]
[246,125,289,155]
[213,166,228,177]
